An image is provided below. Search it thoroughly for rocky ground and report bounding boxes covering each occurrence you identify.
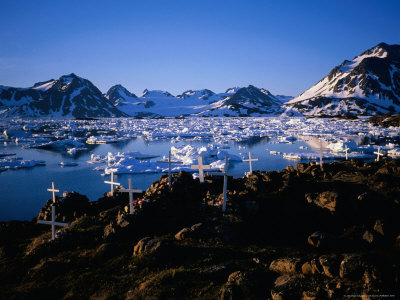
[369,113,400,127]
[1,159,400,299]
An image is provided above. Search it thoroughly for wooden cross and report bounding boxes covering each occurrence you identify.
[104,171,120,196]
[158,150,182,187]
[47,181,59,203]
[120,178,143,214]
[191,156,211,183]
[38,205,68,240]
[208,156,229,212]
[242,152,258,176]
[374,146,383,162]
[344,145,349,161]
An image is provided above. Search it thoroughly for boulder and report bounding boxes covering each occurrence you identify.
[103,223,117,240]
[175,223,203,241]
[339,254,365,280]
[36,191,90,222]
[269,258,302,274]
[373,219,385,236]
[362,230,375,244]
[301,258,322,275]
[133,237,170,257]
[270,274,303,300]
[219,271,249,300]
[318,254,341,278]
[306,191,339,212]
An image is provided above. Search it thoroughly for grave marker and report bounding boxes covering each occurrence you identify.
[104,171,120,196]
[242,152,258,176]
[158,150,182,187]
[209,156,229,212]
[191,156,211,183]
[120,178,143,214]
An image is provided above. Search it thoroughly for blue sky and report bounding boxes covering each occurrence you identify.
[0,0,399,96]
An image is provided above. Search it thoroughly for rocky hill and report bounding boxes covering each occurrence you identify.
[197,85,283,117]
[1,159,400,298]
[284,43,400,116]
[0,74,126,118]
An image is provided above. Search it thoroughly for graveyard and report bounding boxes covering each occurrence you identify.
[1,158,400,299]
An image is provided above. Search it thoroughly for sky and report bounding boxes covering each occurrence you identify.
[0,0,399,97]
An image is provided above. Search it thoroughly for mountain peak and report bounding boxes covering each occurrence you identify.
[285,43,400,116]
[141,89,174,98]
[106,84,137,105]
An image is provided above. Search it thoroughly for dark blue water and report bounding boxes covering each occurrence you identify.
[0,137,308,221]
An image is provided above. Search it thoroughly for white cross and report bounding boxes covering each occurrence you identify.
[374,146,383,161]
[209,156,229,212]
[104,171,120,196]
[344,145,349,161]
[47,181,60,203]
[158,150,182,187]
[38,205,68,240]
[242,152,258,176]
[191,156,211,183]
[120,178,143,214]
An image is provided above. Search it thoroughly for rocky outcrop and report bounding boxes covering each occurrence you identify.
[1,160,400,299]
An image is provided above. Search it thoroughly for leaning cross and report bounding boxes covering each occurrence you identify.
[374,146,383,162]
[158,150,182,187]
[208,156,229,212]
[120,178,143,214]
[38,182,68,240]
[242,152,258,176]
[191,156,211,183]
[104,171,120,196]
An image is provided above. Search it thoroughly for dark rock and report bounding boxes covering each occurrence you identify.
[339,254,365,280]
[219,271,250,300]
[318,254,342,278]
[301,258,323,275]
[36,191,90,222]
[269,258,302,274]
[306,191,339,212]
[307,231,335,248]
[103,223,116,240]
[93,243,121,260]
[175,223,204,241]
[373,219,385,236]
[270,274,303,299]
[362,230,375,244]
[133,237,170,257]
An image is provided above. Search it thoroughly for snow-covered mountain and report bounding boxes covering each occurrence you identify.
[284,43,400,116]
[105,84,137,106]
[0,74,290,118]
[0,74,126,118]
[196,85,283,117]
[109,85,284,117]
[141,89,174,98]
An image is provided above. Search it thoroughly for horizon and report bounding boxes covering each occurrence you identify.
[1,0,399,97]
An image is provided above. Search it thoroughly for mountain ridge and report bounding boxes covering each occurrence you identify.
[284,42,400,116]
